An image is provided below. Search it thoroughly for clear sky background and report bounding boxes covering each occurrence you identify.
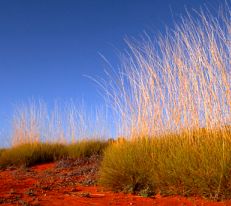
[0,0,222,144]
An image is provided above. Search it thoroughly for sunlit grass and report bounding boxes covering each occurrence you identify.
[0,148,6,158]
[102,4,230,138]
[0,100,110,168]
[0,143,66,167]
[0,2,230,201]
[99,3,231,200]
[11,100,110,146]
[67,139,108,158]
[100,126,231,199]
[0,140,109,168]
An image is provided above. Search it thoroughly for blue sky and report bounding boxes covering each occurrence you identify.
[0,0,221,143]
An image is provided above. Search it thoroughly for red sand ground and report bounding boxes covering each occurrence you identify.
[1,159,231,206]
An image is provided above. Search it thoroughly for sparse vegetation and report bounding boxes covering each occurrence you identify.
[11,100,110,146]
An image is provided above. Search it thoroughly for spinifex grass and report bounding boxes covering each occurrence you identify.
[11,100,110,146]
[99,3,231,201]
[0,2,230,201]
[102,3,230,138]
[100,127,231,199]
[67,139,109,158]
[0,148,6,158]
[0,143,67,167]
[0,140,109,168]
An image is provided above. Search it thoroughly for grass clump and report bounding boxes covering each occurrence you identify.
[99,139,155,194]
[0,143,67,167]
[99,127,231,200]
[66,139,109,158]
[99,2,230,201]
[0,148,6,163]
[0,148,6,157]
[0,139,109,168]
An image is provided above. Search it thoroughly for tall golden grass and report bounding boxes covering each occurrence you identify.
[99,3,231,200]
[1,100,109,167]
[11,100,109,146]
[102,4,230,139]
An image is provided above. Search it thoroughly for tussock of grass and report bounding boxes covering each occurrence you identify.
[0,148,6,158]
[11,100,110,146]
[99,127,231,200]
[67,139,108,158]
[102,2,230,139]
[0,140,108,168]
[99,2,230,201]
[99,139,155,194]
[0,143,67,167]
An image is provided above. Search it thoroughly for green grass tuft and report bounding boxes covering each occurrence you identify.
[66,139,108,158]
[0,143,67,167]
[0,139,109,168]
[99,139,156,194]
[0,148,6,158]
[99,127,231,200]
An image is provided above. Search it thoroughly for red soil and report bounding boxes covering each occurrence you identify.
[0,159,231,206]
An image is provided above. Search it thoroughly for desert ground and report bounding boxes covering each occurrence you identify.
[1,156,231,206]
